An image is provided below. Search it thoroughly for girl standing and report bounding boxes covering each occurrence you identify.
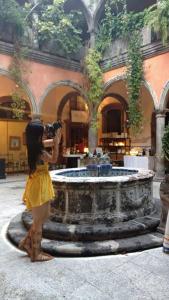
[19,120,61,262]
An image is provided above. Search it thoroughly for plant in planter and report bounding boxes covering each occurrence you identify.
[144,0,169,46]
[159,124,169,232]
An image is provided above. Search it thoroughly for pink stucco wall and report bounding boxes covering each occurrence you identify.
[104,52,169,103]
[1,51,169,106]
[0,53,83,105]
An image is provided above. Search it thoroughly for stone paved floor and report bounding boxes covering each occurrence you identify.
[0,175,168,300]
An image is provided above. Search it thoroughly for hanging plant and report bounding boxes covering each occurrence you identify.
[83,48,104,128]
[8,41,28,119]
[94,0,145,133]
[0,0,26,37]
[84,49,103,106]
[144,0,169,46]
[126,31,143,133]
[11,91,26,119]
[36,0,83,56]
[0,0,31,120]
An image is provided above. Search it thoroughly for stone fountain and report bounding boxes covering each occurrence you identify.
[7,158,162,256]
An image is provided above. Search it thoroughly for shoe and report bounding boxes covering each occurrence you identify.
[18,229,32,257]
[30,230,54,262]
[163,246,169,254]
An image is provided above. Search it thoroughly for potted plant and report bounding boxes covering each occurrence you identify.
[159,124,169,232]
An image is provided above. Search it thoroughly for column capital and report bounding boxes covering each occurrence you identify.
[155,110,166,119]
[31,113,42,121]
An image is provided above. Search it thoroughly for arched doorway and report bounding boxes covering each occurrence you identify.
[40,83,90,155]
[98,94,129,164]
[103,77,156,167]
[0,76,32,173]
[58,91,89,151]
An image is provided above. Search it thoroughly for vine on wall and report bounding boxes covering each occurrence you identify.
[83,49,104,128]
[8,42,28,119]
[0,0,83,119]
[1,0,169,127]
[0,0,29,119]
[126,31,143,133]
[93,0,145,133]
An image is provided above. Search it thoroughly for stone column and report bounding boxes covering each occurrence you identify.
[155,112,165,180]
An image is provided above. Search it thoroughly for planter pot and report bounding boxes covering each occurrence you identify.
[159,175,169,232]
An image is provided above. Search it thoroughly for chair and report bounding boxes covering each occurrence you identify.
[19,152,28,172]
[6,154,14,173]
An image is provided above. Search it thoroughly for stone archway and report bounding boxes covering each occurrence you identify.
[104,75,158,110]
[155,80,169,180]
[97,92,129,162]
[159,80,169,112]
[93,0,105,30]
[0,68,38,115]
[57,91,78,120]
[102,75,157,163]
[0,71,37,169]
[39,80,89,114]
[58,91,90,149]
[66,0,93,32]
[39,81,91,150]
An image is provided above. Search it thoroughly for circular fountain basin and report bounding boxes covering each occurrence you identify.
[50,167,155,225]
[8,166,162,256]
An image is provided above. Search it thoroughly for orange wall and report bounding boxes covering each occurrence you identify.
[144,53,169,101]
[103,52,169,104]
[1,51,169,107]
[0,53,83,105]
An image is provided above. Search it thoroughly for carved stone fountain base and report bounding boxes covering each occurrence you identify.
[7,205,162,256]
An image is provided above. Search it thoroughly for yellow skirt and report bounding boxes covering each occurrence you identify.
[23,164,55,210]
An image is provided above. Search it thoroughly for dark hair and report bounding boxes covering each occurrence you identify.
[26,120,44,174]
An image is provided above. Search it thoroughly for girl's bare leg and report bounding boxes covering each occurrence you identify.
[30,202,53,262]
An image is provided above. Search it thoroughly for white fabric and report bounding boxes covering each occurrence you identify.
[124,156,154,170]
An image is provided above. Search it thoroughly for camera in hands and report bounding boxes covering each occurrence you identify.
[44,121,62,139]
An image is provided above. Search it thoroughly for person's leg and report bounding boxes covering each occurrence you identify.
[18,227,32,256]
[30,202,53,262]
[163,210,169,253]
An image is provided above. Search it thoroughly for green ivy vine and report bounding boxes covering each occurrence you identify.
[8,42,28,119]
[84,49,104,128]
[1,0,169,129]
[36,0,83,56]
[0,0,83,119]
[93,0,146,133]
[144,0,169,46]
[0,0,30,119]
[126,31,143,133]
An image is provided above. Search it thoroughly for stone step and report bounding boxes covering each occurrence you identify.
[22,211,160,242]
[7,214,163,256]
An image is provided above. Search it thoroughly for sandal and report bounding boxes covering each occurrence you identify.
[30,230,54,262]
[18,229,32,257]
[32,252,54,262]
[163,246,169,254]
